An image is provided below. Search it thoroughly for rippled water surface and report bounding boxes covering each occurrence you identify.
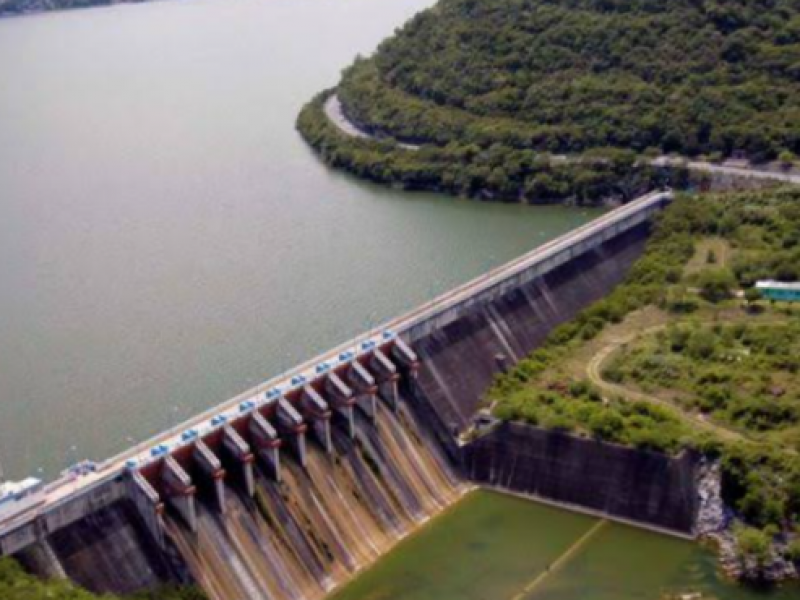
[0,0,599,478]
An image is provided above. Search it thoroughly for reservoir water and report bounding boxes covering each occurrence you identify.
[0,0,597,479]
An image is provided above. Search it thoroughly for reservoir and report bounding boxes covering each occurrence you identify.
[0,0,596,479]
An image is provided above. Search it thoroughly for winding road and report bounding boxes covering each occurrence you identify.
[324,93,800,186]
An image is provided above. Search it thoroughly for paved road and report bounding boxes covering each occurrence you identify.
[323,94,420,150]
[652,157,800,186]
[324,94,800,186]
[323,95,372,140]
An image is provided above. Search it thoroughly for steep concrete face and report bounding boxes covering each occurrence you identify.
[15,539,67,580]
[463,423,700,535]
[41,500,181,595]
[412,223,650,433]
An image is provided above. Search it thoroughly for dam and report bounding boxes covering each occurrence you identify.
[0,191,683,597]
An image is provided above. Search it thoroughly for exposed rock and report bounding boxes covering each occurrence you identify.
[695,459,798,583]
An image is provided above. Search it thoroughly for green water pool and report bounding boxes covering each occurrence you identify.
[330,491,799,600]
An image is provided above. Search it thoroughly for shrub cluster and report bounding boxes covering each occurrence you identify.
[297,92,686,205]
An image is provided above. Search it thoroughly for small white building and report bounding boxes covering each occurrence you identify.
[755,280,800,302]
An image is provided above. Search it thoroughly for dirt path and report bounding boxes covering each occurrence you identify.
[585,325,745,442]
[585,316,796,449]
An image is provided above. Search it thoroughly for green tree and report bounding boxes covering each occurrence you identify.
[744,286,762,307]
[779,150,796,171]
[735,526,772,565]
[697,268,737,303]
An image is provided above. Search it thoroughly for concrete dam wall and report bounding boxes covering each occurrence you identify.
[410,222,650,433]
[462,423,699,535]
[402,212,701,535]
[12,390,465,599]
[17,499,187,594]
[2,192,700,597]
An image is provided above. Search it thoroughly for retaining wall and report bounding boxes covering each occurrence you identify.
[462,423,700,535]
[410,222,650,433]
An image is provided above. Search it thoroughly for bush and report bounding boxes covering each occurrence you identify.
[735,526,772,565]
[687,330,717,360]
[697,268,737,303]
[788,539,800,562]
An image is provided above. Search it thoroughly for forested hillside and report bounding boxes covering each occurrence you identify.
[299,0,800,203]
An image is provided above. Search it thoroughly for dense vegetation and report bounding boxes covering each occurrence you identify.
[342,0,800,158]
[298,92,687,204]
[489,188,800,537]
[0,557,204,600]
[605,321,800,443]
[299,0,800,201]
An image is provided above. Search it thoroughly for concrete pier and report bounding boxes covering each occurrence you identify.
[302,386,333,453]
[222,426,255,497]
[348,360,378,420]
[392,338,419,378]
[326,373,356,438]
[277,398,308,466]
[370,349,400,410]
[128,471,166,550]
[194,441,226,514]
[161,458,197,532]
[249,412,282,481]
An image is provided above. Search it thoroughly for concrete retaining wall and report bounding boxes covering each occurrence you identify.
[45,500,181,594]
[462,423,700,535]
[410,222,650,433]
[0,475,126,557]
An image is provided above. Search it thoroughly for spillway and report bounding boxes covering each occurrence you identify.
[163,395,465,600]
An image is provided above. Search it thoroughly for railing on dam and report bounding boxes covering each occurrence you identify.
[0,189,672,550]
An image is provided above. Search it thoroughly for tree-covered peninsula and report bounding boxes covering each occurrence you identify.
[298,0,800,203]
